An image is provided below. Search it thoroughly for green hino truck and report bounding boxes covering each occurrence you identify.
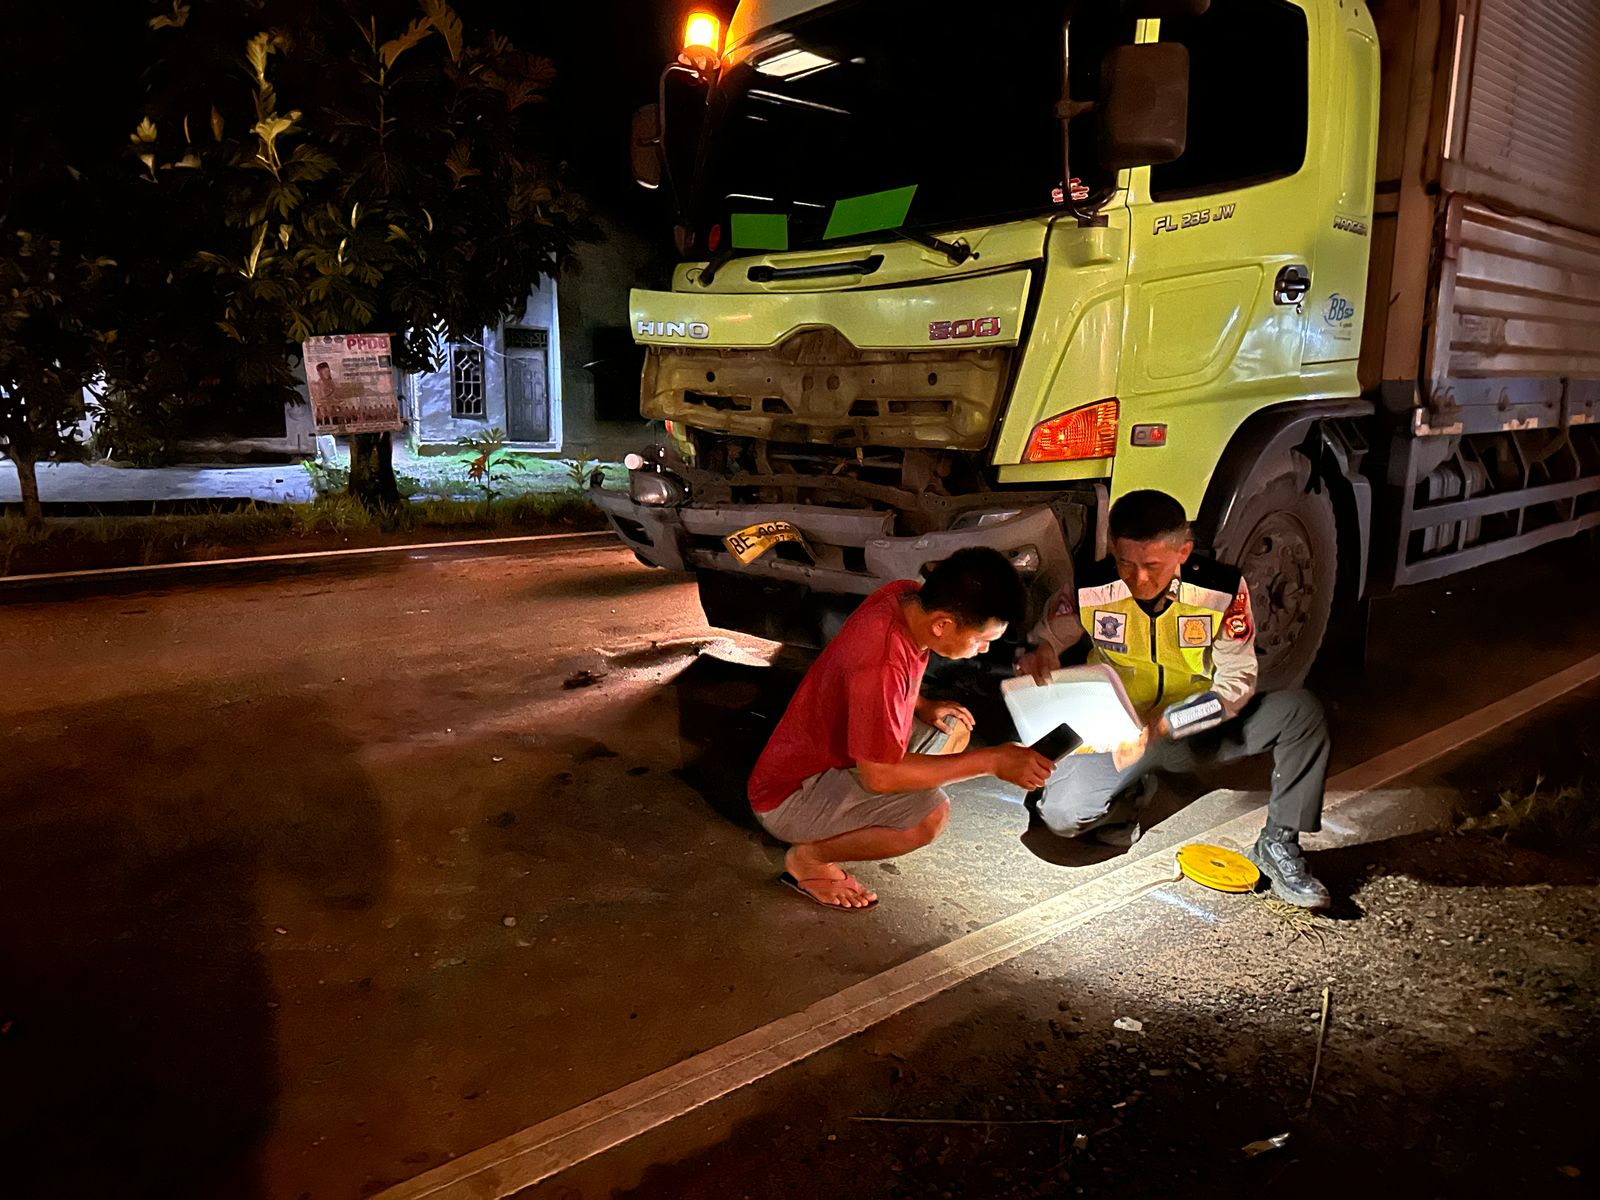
[592,0,1600,687]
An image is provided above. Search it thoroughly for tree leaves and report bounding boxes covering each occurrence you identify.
[148,1,190,30]
[420,0,463,64]
[252,112,300,173]
[379,18,433,70]
[243,225,267,278]
[246,32,273,84]
[52,0,591,482]
[444,141,480,184]
[0,233,111,465]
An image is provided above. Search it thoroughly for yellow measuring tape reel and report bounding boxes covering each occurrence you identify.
[1175,843,1261,893]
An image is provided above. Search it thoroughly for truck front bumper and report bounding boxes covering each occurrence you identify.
[590,481,1073,605]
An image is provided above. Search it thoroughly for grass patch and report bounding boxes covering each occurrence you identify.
[1459,777,1600,847]
[304,452,626,501]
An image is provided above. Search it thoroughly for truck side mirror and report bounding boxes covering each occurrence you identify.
[630,104,663,190]
[1098,43,1190,170]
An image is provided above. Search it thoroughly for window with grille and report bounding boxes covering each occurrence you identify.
[450,343,486,418]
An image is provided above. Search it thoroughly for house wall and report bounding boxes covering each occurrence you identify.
[407,213,674,460]
[410,278,563,453]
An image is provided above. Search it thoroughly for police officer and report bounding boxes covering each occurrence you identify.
[1017,489,1332,909]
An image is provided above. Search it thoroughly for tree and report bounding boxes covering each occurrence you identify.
[0,5,147,520]
[0,235,112,529]
[141,0,587,510]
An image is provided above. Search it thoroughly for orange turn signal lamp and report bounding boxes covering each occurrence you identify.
[1023,399,1119,462]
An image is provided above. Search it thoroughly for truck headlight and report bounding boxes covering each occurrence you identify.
[952,508,1023,531]
[1009,545,1041,577]
[629,470,684,507]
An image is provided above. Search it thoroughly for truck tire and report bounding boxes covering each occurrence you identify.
[1212,459,1337,691]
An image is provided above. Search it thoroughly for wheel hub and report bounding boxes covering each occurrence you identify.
[1239,511,1317,664]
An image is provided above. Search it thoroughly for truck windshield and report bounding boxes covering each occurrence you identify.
[665,1,1128,253]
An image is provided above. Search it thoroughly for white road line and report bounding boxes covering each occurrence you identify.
[377,652,1600,1200]
[1322,652,1600,796]
[0,530,617,586]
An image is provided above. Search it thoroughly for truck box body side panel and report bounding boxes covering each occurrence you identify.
[1362,0,1450,392]
[1444,0,1600,240]
[1431,200,1600,389]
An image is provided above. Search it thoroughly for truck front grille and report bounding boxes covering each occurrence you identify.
[644,327,1012,451]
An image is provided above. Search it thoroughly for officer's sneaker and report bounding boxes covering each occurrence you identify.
[1248,826,1331,909]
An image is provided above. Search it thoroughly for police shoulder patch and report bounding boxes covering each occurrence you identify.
[1221,581,1254,642]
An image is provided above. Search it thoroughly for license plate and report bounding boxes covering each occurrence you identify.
[723,520,809,565]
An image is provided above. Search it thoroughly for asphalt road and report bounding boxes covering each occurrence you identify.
[1,535,1595,1199]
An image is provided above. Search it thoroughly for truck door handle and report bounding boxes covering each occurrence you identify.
[1274,264,1311,305]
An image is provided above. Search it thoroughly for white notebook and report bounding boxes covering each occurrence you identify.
[1001,664,1142,753]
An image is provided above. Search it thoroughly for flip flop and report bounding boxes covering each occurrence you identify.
[777,870,879,911]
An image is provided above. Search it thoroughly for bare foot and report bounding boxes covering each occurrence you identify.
[783,847,877,909]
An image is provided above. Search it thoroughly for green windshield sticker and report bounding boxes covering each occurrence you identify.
[823,185,918,240]
[730,212,790,251]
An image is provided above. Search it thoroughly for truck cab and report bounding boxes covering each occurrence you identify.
[594,0,1600,686]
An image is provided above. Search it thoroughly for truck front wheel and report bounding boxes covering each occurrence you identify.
[1212,459,1338,691]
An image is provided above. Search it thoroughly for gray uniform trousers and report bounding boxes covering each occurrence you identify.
[1036,690,1329,838]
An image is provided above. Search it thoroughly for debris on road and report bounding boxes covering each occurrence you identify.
[502,915,517,928]
[562,669,607,690]
[1305,986,1332,1111]
[1242,1133,1291,1158]
[1113,1017,1144,1033]
[1259,894,1332,947]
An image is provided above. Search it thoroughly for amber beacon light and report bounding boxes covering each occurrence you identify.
[1024,399,1120,462]
[680,12,723,72]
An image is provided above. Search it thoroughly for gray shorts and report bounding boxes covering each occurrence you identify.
[756,719,952,845]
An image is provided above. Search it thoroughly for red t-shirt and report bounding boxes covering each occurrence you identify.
[748,579,930,813]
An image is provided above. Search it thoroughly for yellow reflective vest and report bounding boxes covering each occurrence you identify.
[1035,556,1260,721]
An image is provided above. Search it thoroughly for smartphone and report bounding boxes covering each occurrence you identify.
[1029,723,1082,762]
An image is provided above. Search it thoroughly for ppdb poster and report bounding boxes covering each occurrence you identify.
[303,333,403,436]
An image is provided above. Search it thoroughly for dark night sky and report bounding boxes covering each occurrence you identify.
[1,1,741,264]
[491,0,740,234]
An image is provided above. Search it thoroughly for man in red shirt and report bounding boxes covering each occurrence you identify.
[750,548,1056,910]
